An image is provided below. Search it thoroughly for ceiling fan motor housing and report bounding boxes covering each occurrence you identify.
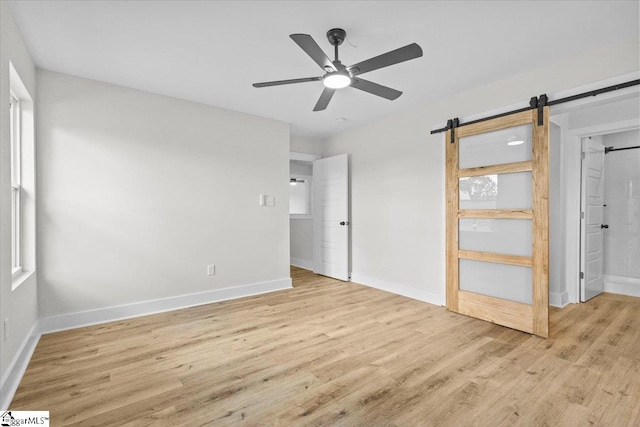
[326,28,346,46]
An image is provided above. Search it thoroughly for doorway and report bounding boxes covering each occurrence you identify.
[289,152,319,271]
[579,130,640,301]
[289,152,351,281]
[551,89,640,304]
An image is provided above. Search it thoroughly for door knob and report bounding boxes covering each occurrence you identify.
[339,221,349,226]
[601,224,609,229]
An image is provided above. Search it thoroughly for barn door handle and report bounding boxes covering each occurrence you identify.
[601,224,609,229]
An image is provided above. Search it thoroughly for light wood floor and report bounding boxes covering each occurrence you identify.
[11,267,640,426]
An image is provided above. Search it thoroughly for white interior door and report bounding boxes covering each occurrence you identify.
[580,137,605,302]
[313,154,349,281]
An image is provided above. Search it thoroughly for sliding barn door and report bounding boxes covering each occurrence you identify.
[446,108,550,338]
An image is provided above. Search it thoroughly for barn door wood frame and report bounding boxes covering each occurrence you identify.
[445,106,550,338]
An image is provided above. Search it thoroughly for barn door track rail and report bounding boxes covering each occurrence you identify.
[432,79,640,143]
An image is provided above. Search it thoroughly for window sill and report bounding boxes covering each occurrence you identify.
[290,214,313,220]
[12,270,35,291]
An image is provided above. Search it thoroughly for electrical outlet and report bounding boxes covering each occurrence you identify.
[3,318,8,341]
[382,259,388,268]
[207,265,215,276]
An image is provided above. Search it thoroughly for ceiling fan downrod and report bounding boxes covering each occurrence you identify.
[326,28,346,63]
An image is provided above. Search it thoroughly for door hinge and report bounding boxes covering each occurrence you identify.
[580,211,585,219]
[581,152,586,160]
[580,272,584,280]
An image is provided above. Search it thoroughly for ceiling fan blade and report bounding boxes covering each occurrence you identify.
[253,77,322,88]
[313,87,335,111]
[349,43,423,76]
[290,34,337,72]
[350,78,402,100]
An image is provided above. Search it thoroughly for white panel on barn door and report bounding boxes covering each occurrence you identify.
[459,218,532,257]
[580,137,605,302]
[459,259,533,304]
[458,123,533,169]
[313,154,349,281]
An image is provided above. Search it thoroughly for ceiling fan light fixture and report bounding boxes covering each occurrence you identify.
[323,72,351,89]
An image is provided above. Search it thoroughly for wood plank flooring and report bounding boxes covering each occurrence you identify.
[10,267,640,426]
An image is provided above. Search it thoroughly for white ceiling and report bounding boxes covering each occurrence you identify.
[8,1,639,140]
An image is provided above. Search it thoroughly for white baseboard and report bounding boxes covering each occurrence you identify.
[290,258,314,271]
[39,278,292,334]
[351,273,445,306]
[550,291,570,308]
[603,274,640,298]
[0,321,40,411]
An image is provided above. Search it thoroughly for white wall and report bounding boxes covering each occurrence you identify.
[290,135,323,157]
[36,70,291,321]
[0,1,39,405]
[321,41,639,306]
[290,218,314,269]
[549,122,564,304]
[603,129,640,280]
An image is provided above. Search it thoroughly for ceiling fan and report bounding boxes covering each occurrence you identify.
[253,28,423,111]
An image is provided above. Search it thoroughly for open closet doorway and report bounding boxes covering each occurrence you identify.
[289,152,320,271]
[580,130,640,301]
[551,84,640,305]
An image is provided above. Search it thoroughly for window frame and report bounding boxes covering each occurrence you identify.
[10,91,22,277]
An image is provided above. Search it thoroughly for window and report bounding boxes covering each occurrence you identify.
[10,92,22,276]
[9,62,35,290]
